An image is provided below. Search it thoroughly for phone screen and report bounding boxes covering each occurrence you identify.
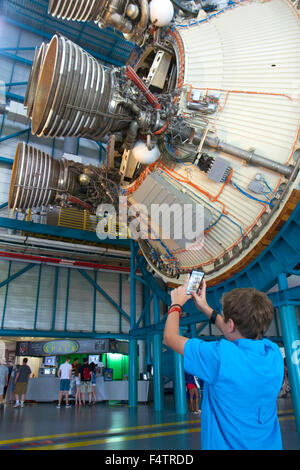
[186,270,205,295]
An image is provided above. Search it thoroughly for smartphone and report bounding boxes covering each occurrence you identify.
[186,270,205,295]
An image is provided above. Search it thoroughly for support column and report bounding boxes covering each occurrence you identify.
[143,283,152,372]
[277,273,300,443]
[153,332,164,411]
[129,240,137,406]
[153,294,164,411]
[173,328,187,415]
[129,338,138,406]
[190,324,197,338]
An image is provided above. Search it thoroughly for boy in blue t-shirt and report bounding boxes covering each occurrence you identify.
[163,277,284,450]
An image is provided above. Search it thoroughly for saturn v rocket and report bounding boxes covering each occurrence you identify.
[8,0,300,285]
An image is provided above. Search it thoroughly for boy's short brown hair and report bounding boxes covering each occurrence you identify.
[221,288,274,339]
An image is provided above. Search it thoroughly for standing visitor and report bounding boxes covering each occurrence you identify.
[185,372,200,413]
[14,358,31,408]
[57,357,72,408]
[90,362,97,405]
[72,358,82,406]
[78,357,92,406]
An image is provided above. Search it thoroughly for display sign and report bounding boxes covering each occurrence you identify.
[16,338,111,356]
[42,340,79,355]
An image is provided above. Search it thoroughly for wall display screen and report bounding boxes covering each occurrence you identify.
[88,355,100,365]
[44,356,56,366]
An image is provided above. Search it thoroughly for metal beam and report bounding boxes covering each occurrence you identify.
[1,261,12,329]
[0,47,35,51]
[173,329,188,415]
[0,50,32,66]
[268,285,300,308]
[5,81,28,87]
[0,329,130,340]
[277,273,300,443]
[136,293,153,328]
[0,262,35,289]
[0,127,31,142]
[5,91,25,102]
[130,310,209,338]
[93,270,97,333]
[119,273,123,334]
[129,240,138,407]
[64,268,71,331]
[0,157,14,166]
[78,269,130,322]
[153,294,164,411]
[0,217,131,247]
[130,240,137,329]
[33,263,42,330]
[51,266,59,331]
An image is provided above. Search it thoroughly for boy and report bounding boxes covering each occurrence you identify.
[163,277,284,450]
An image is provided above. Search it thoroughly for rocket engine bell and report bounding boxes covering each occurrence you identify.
[9,0,300,285]
[9,143,121,212]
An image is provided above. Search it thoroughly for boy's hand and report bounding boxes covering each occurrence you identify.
[170,275,192,307]
[191,279,212,316]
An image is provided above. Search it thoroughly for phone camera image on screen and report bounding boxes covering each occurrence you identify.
[187,271,205,295]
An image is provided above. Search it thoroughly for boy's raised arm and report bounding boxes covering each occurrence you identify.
[163,277,191,355]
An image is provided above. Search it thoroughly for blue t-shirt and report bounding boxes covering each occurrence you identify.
[184,337,284,450]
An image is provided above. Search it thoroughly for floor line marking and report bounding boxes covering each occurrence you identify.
[24,427,202,451]
[24,417,297,451]
[277,409,294,415]
[0,411,295,448]
[278,416,295,422]
[0,418,201,445]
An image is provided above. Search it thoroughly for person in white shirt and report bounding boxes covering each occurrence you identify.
[57,357,72,408]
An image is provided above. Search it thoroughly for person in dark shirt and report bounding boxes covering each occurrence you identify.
[78,357,92,406]
[72,358,82,406]
[14,358,31,408]
[89,362,97,405]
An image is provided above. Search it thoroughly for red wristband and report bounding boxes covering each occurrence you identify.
[168,306,182,318]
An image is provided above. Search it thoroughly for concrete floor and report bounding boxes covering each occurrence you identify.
[0,395,298,451]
